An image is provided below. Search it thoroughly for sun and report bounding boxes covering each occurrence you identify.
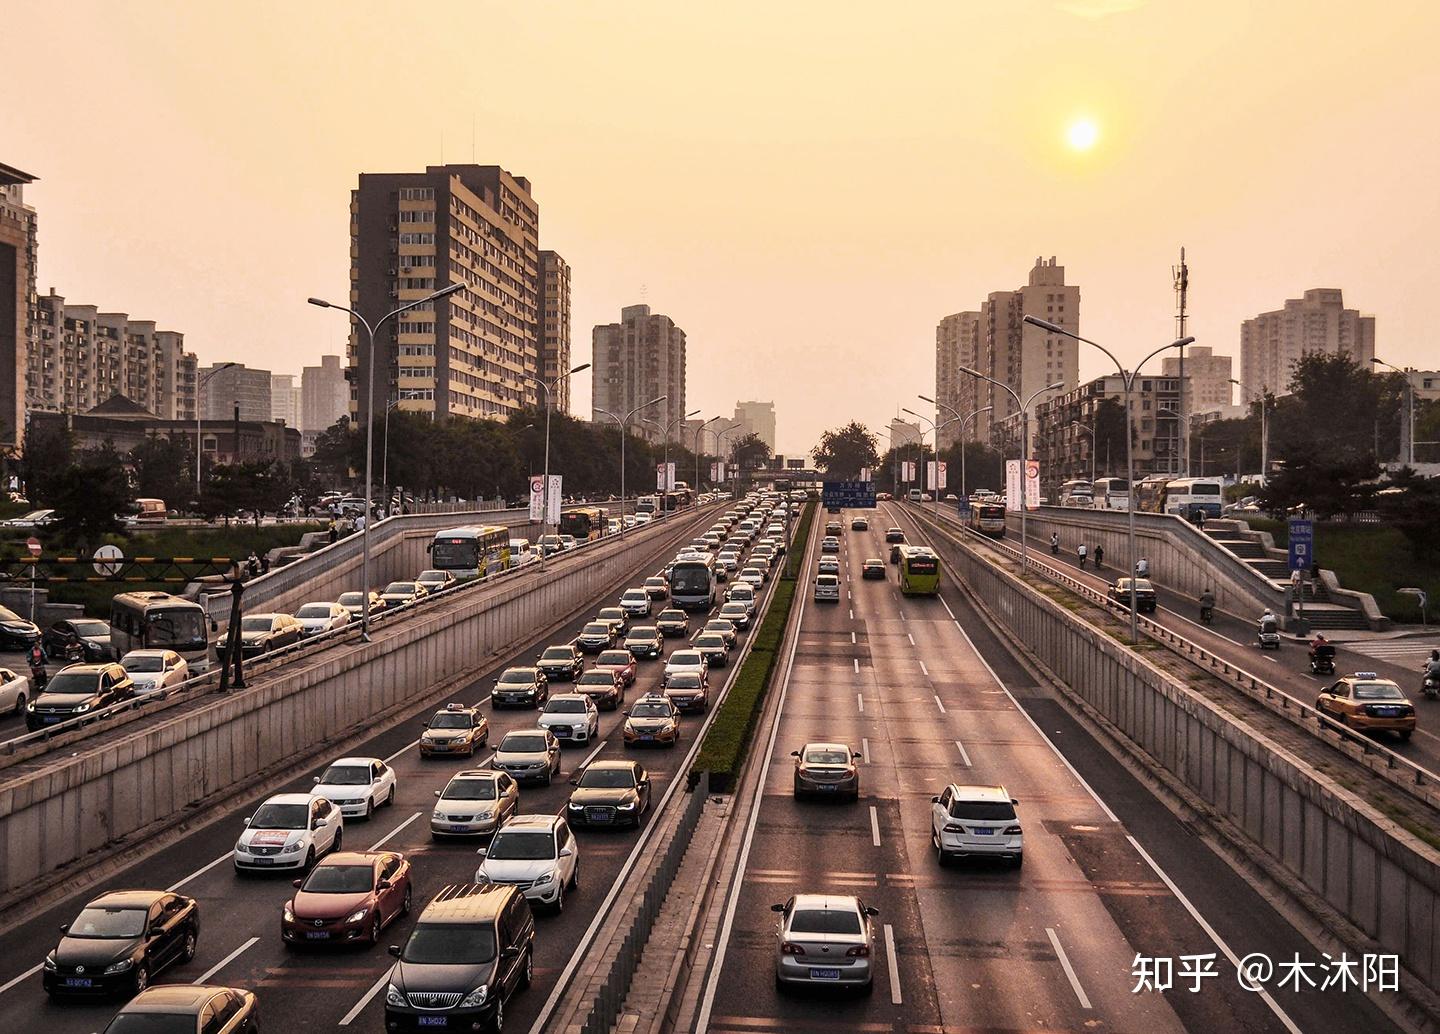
[1066,118,1099,151]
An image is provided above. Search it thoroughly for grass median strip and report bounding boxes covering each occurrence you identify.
[694,500,815,792]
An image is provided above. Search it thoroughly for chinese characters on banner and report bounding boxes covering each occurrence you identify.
[656,462,676,492]
[546,474,562,525]
[528,475,545,522]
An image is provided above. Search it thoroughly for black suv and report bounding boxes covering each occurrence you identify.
[536,644,584,682]
[384,883,534,1032]
[26,663,135,731]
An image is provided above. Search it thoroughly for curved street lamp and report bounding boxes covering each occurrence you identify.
[195,361,238,497]
[595,396,667,537]
[525,362,591,568]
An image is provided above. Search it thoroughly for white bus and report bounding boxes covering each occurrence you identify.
[1157,477,1224,519]
[1057,479,1094,508]
[110,592,215,673]
[1091,477,1130,511]
[669,555,716,611]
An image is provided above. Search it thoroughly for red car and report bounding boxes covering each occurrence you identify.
[594,649,638,687]
[282,851,411,947]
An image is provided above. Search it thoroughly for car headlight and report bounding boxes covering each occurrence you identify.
[234,841,249,854]
[103,958,134,974]
[25,701,35,712]
[74,703,91,714]
[346,908,369,924]
[385,982,406,1007]
[43,953,57,971]
[280,842,300,854]
[568,801,584,810]
[475,808,493,819]
[283,902,294,921]
[432,809,445,819]
[617,801,637,811]
[459,984,489,1008]
[534,870,556,885]
[473,869,492,884]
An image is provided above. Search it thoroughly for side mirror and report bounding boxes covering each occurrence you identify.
[387,945,402,958]
[292,879,303,888]
[475,847,487,859]
[1011,798,1020,805]
[559,846,574,858]
[311,819,324,830]
[242,816,252,827]
[930,795,940,804]
[501,945,521,960]
[769,903,785,913]
[312,776,321,784]
[621,709,629,716]
[434,790,442,798]
[59,923,70,933]
[149,925,164,937]
[377,879,392,890]
[853,752,863,760]
[209,618,219,633]
[569,778,579,786]
[864,906,881,917]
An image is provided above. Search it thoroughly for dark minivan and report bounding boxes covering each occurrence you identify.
[384,883,534,1032]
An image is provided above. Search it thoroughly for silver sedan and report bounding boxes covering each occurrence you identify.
[772,893,878,992]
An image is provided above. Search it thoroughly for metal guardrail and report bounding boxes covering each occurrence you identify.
[3,505,715,758]
[908,503,1440,812]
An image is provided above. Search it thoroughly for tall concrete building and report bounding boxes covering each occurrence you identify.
[201,363,271,422]
[591,304,687,444]
[1240,288,1375,402]
[1029,372,1183,495]
[733,400,776,452]
[270,374,302,428]
[302,355,349,432]
[981,257,1078,437]
[1161,345,1233,414]
[30,289,197,420]
[934,311,982,448]
[888,417,922,450]
[350,165,544,426]
[537,251,572,412]
[0,161,38,446]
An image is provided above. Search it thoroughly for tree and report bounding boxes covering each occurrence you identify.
[130,433,192,504]
[1093,397,1128,476]
[939,441,1005,495]
[730,432,771,470]
[52,444,132,544]
[1260,441,1378,518]
[20,423,74,506]
[310,417,357,488]
[1377,467,1440,566]
[812,422,878,480]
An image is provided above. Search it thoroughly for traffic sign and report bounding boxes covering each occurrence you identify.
[822,480,877,509]
[25,537,41,558]
[93,544,125,577]
[1287,518,1314,572]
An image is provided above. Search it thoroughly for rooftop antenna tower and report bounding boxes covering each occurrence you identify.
[1172,246,1189,475]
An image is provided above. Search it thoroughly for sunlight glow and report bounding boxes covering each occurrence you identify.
[1066,118,1099,151]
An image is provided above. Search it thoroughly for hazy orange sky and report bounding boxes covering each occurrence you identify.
[5,1,1438,454]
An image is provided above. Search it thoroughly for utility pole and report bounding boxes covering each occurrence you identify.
[1173,247,1189,476]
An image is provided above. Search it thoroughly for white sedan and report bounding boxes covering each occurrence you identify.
[663,649,709,687]
[311,756,397,819]
[295,601,352,636]
[119,650,190,697]
[234,793,343,872]
[0,667,30,715]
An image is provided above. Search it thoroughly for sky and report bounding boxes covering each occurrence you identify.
[5,0,1439,456]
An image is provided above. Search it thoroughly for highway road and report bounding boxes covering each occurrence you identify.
[0,508,780,1032]
[696,503,1397,1034]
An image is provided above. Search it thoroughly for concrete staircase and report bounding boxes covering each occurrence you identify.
[1205,520,1371,630]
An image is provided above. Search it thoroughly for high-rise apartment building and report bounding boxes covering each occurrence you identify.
[1240,288,1375,402]
[201,363,271,422]
[934,311,982,448]
[270,374,302,428]
[350,165,544,426]
[733,400,776,452]
[591,304,687,443]
[1161,345,1233,413]
[0,161,38,446]
[302,355,349,432]
[537,251,572,411]
[888,418,922,450]
[30,289,197,420]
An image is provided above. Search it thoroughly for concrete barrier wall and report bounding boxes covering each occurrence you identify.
[929,521,1440,996]
[0,514,700,902]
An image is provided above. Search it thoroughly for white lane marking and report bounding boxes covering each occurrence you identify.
[853,657,860,674]
[0,963,41,997]
[339,968,391,1026]
[919,660,929,677]
[168,852,230,891]
[578,739,608,769]
[883,923,903,1005]
[193,936,258,985]
[907,632,916,646]
[1264,656,1279,664]
[869,805,881,847]
[1127,835,1302,1034]
[861,737,871,764]
[933,694,947,715]
[954,739,972,767]
[369,811,421,851]
[1046,927,1092,1009]
[857,693,865,714]
[851,631,857,644]
[848,608,854,620]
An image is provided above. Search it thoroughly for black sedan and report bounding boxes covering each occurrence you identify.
[624,626,664,659]
[43,618,115,662]
[492,667,549,708]
[566,760,651,829]
[44,889,199,997]
[0,605,42,650]
[656,609,690,638]
[575,621,616,654]
[536,644,585,681]
[1108,578,1158,613]
[693,632,729,669]
[26,663,135,731]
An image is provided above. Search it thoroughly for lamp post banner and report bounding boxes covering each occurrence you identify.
[528,475,545,522]
[1024,460,1040,510]
[546,474,563,525]
[656,463,666,491]
[937,461,947,490]
[1005,460,1022,512]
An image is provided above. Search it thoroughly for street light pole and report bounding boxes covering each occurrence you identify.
[695,416,723,496]
[1025,314,1192,644]
[195,361,238,499]
[641,408,701,515]
[1371,357,1415,466]
[307,280,464,641]
[525,362,591,568]
[596,395,667,538]
[1071,421,1096,484]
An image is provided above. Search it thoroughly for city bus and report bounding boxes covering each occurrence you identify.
[1132,476,1172,514]
[559,506,608,542]
[897,546,941,596]
[1057,479,1094,508]
[1153,477,1224,519]
[110,592,215,673]
[966,502,1007,537]
[428,525,511,580]
[669,554,716,611]
[1091,477,1130,511]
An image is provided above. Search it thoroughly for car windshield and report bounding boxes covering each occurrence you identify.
[579,672,615,685]
[402,923,496,965]
[631,702,671,718]
[545,698,586,713]
[501,733,546,753]
[597,651,631,666]
[301,863,374,893]
[442,778,497,801]
[430,712,471,729]
[629,627,658,639]
[241,616,275,632]
[250,803,309,830]
[706,622,732,633]
[623,590,646,600]
[419,570,445,581]
[948,800,1017,821]
[582,623,610,635]
[720,606,746,618]
[318,765,371,785]
[542,647,574,660]
[70,620,109,637]
[383,583,414,594]
[102,1016,197,1034]
[498,670,534,684]
[1354,682,1406,701]
[122,655,164,673]
[68,905,147,938]
[337,593,363,606]
[668,673,702,689]
[645,578,665,587]
[804,748,850,765]
[40,672,100,695]
[659,610,685,622]
[599,609,625,621]
[670,652,701,665]
[577,765,646,793]
[297,604,334,618]
[487,830,554,860]
[696,635,724,647]
[790,908,862,935]
[731,586,754,598]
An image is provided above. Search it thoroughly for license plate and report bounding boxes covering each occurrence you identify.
[43,715,62,724]
[817,784,836,792]
[810,968,840,980]
[418,1019,449,1028]
[639,735,653,742]
[305,931,330,940]
[973,828,994,835]
[554,728,571,737]
[448,825,470,832]
[587,809,611,823]
[64,977,92,988]
[249,856,274,864]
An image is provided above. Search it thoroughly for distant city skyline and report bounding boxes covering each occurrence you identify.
[4,2,1436,455]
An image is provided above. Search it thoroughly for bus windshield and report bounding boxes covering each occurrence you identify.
[144,609,207,649]
[431,539,479,569]
[670,564,711,595]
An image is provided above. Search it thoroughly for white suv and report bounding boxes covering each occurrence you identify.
[930,784,1023,868]
[537,694,600,745]
[813,574,840,602]
[475,814,580,913]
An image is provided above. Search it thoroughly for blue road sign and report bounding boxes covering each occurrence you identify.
[1287,517,1314,572]
[958,496,972,517]
[822,480,877,509]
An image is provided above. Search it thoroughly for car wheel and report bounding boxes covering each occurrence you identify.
[569,861,580,891]
[860,977,874,997]
[553,880,565,915]
[364,799,374,821]
[519,947,534,990]
[932,829,949,866]
[303,847,316,870]
[332,828,343,852]
[542,766,552,787]
[182,927,198,962]
[133,963,149,996]
[1012,852,1024,870]
[401,884,413,915]
[11,692,24,716]
[1400,730,1414,741]
[774,972,786,994]
[369,914,382,945]
[386,784,396,806]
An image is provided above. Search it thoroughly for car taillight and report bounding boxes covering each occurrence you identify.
[781,942,806,955]
[846,945,870,957]
[1003,825,1022,835]
[943,823,965,833]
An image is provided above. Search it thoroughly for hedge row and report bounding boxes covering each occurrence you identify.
[694,500,816,791]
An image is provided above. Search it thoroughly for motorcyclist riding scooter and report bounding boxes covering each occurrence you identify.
[1423,651,1440,701]
[27,643,47,692]
[1257,608,1280,650]
[1198,588,1215,625]
[1309,633,1336,675]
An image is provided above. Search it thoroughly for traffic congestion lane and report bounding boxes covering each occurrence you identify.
[890,503,1398,1034]
[0,508,761,1032]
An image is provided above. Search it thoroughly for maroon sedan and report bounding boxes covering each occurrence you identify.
[282,851,411,948]
[594,649,638,687]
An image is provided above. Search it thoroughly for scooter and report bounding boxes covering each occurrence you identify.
[1423,669,1440,701]
[1200,605,1213,625]
[1310,644,1336,676]
[1257,618,1281,650]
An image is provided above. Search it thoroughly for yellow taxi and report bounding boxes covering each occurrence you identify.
[419,702,490,757]
[1315,672,1416,740]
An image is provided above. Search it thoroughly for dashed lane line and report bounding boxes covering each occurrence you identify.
[933,694,947,715]
[861,738,871,764]
[869,805,881,847]
[857,693,865,714]
[883,922,902,1005]
[1046,927,1091,1009]
[954,739,972,767]
[368,811,421,851]
[193,936,258,985]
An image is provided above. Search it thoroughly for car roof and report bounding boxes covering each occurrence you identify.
[324,757,382,767]
[122,649,173,659]
[864,558,884,564]
[547,692,589,702]
[502,665,541,674]
[417,882,516,923]
[313,851,385,867]
[89,889,167,909]
[790,893,862,911]
[123,984,225,1010]
[584,759,636,772]
[801,741,851,752]
[945,783,1012,801]
[501,813,561,832]
[449,769,499,781]
[260,792,314,806]
[54,663,110,675]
